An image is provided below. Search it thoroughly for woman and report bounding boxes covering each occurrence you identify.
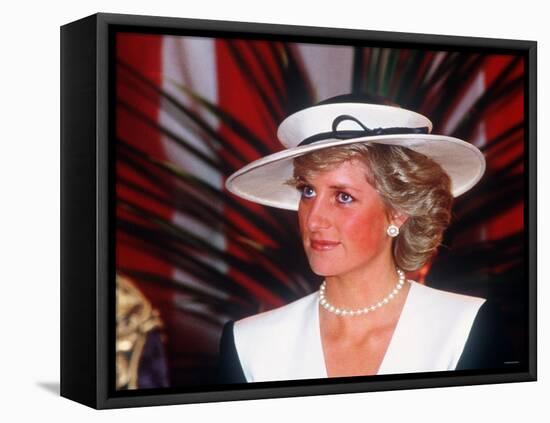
[217,94,512,384]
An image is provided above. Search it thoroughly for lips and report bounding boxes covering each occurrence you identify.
[310,239,341,251]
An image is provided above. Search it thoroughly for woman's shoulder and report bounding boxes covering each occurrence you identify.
[408,280,486,315]
[403,281,486,348]
[410,280,486,302]
[455,299,519,370]
[406,281,520,370]
[230,290,323,382]
[234,290,319,334]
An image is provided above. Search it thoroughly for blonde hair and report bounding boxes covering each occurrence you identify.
[286,143,453,271]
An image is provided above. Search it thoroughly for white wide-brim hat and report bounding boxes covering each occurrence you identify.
[226,101,486,211]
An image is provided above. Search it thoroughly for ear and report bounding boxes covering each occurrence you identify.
[390,211,408,228]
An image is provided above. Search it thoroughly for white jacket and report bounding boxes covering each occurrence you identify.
[233,281,486,382]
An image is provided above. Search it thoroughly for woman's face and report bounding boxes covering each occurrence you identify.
[297,159,394,278]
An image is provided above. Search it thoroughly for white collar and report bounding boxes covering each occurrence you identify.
[234,281,485,382]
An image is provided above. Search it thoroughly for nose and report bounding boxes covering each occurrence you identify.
[303,196,331,231]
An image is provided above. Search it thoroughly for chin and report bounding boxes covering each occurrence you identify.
[307,260,343,277]
[310,267,329,277]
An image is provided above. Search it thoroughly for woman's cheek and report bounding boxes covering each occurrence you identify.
[343,210,386,249]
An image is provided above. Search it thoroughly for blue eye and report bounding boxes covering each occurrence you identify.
[299,185,316,199]
[336,192,354,204]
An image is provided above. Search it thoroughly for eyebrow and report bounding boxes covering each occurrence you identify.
[328,184,361,192]
[296,177,362,192]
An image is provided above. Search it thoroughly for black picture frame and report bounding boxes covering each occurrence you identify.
[60,12,537,409]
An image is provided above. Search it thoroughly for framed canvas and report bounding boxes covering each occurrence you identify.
[60,12,537,409]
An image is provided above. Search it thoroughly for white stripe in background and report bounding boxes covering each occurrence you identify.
[442,69,487,149]
[441,66,487,243]
[159,35,229,301]
[292,43,354,102]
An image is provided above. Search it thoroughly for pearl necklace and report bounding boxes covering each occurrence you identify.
[319,269,406,317]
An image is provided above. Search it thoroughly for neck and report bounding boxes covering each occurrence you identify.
[323,256,402,311]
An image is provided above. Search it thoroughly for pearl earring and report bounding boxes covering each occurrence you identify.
[387,224,399,237]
